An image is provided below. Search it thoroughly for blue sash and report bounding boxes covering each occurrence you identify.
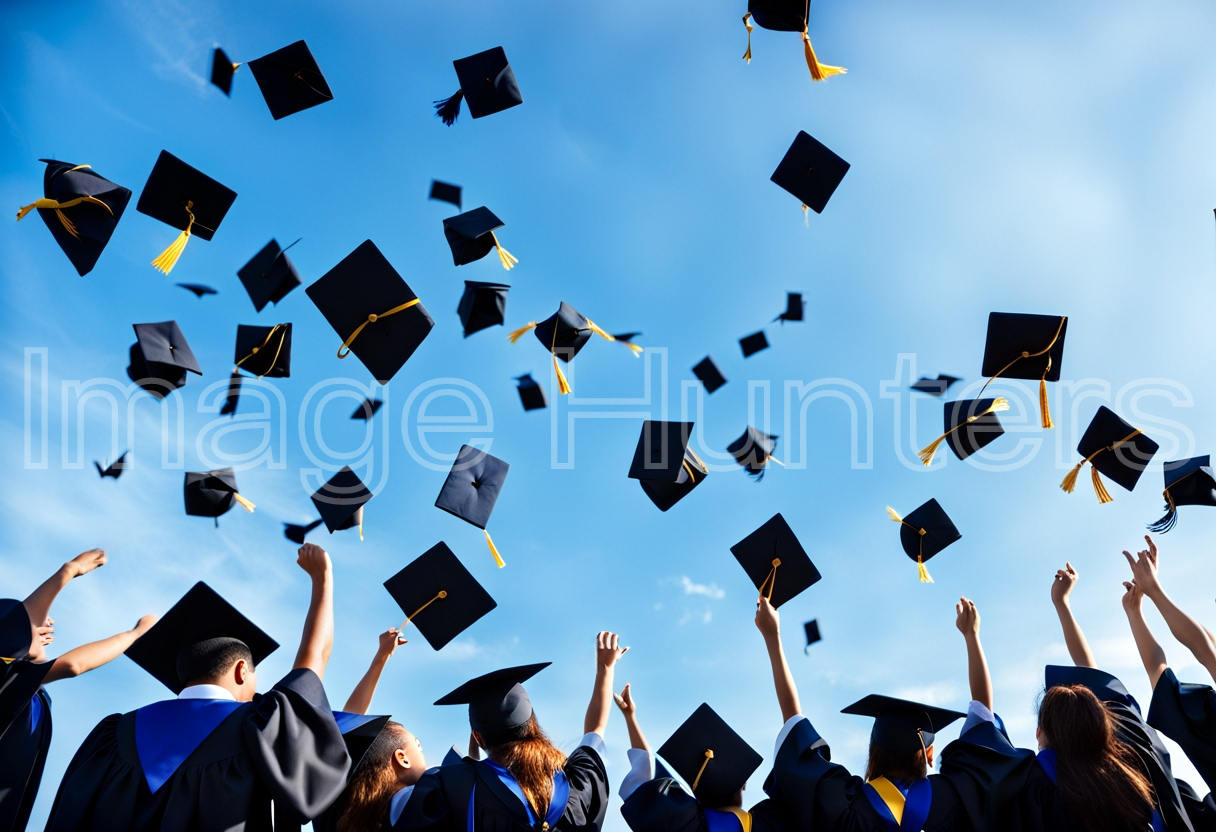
[475,760,570,830]
[134,698,243,793]
[705,807,748,832]
[862,777,933,832]
[1037,749,1163,832]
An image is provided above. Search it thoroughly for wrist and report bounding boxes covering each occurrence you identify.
[58,563,77,580]
[1053,598,1071,611]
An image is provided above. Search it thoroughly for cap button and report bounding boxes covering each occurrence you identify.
[471,479,481,489]
[1021,350,1030,358]
[251,347,259,354]
[168,344,175,350]
[368,313,378,323]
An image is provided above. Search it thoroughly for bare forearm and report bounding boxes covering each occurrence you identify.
[584,667,613,736]
[1148,589,1216,682]
[294,570,334,678]
[343,653,389,714]
[623,714,650,751]
[765,633,801,722]
[964,634,993,710]
[1125,608,1168,689]
[43,628,141,684]
[1054,601,1096,668]
[23,566,73,627]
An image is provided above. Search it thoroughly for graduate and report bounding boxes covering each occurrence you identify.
[394,631,627,831]
[1,548,156,832]
[43,542,352,831]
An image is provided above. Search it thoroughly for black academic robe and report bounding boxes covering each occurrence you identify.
[621,777,793,832]
[394,745,609,831]
[1149,668,1216,793]
[43,668,351,832]
[0,659,53,832]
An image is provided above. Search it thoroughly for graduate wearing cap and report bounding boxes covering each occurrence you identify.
[0,549,157,832]
[44,544,352,831]
[395,632,628,831]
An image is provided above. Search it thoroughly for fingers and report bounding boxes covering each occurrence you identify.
[620,645,631,656]
[1146,535,1158,562]
[613,694,626,709]
[1122,550,1136,569]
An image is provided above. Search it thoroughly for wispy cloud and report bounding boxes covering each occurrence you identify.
[109,0,209,94]
[664,575,726,600]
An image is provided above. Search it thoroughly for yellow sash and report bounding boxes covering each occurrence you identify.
[868,776,906,824]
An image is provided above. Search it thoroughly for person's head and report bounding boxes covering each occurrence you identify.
[474,714,568,818]
[176,637,257,701]
[336,721,425,832]
[703,786,746,811]
[1036,684,1154,832]
[864,740,933,781]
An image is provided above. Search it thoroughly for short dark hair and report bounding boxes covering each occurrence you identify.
[864,739,928,782]
[176,637,253,686]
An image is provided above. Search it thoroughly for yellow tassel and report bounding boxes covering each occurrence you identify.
[917,436,946,466]
[585,319,643,355]
[151,202,195,275]
[802,204,809,226]
[1060,463,1083,494]
[1092,466,1113,504]
[802,30,846,81]
[768,456,786,467]
[485,529,505,568]
[553,355,571,395]
[918,557,934,583]
[1039,377,1054,429]
[886,506,903,523]
[507,322,537,343]
[742,13,753,62]
[232,493,256,513]
[490,232,518,270]
[623,341,643,356]
[359,520,364,541]
[691,750,714,792]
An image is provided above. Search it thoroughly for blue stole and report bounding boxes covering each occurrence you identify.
[862,777,933,832]
[472,760,570,830]
[1037,749,1164,832]
[26,690,45,736]
[134,698,243,793]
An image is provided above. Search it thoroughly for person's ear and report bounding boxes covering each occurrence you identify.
[233,658,248,685]
[395,748,410,769]
[471,731,485,750]
[926,744,936,767]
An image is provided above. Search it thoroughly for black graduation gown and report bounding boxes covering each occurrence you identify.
[394,745,609,831]
[621,777,793,832]
[43,668,351,832]
[1149,668,1216,793]
[763,716,978,832]
[0,659,54,832]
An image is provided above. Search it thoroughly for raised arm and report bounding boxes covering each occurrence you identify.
[1126,536,1216,684]
[955,596,992,710]
[1051,562,1096,668]
[756,595,801,723]
[613,683,649,751]
[1121,579,1168,689]
[43,615,158,684]
[22,548,107,627]
[342,628,405,714]
[584,631,629,736]
[293,543,335,679]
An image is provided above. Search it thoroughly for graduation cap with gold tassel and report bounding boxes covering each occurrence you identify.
[435,445,510,569]
[16,160,132,277]
[184,469,255,526]
[136,151,237,275]
[507,302,642,395]
[1061,407,1158,504]
[311,467,373,540]
[887,500,960,583]
[917,398,1009,466]
[233,324,292,379]
[979,313,1067,430]
[742,0,845,81]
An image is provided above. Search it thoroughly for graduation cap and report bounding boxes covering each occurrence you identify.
[350,397,382,420]
[311,466,374,538]
[238,239,302,312]
[137,150,237,275]
[443,207,518,270]
[887,499,960,583]
[384,541,498,650]
[980,313,1068,429]
[210,47,239,95]
[435,445,509,568]
[727,427,782,480]
[911,375,961,396]
[774,292,805,323]
[177,283,217,298]
[0,599,32,660]
[332,713,394,774]
[509,302,641,395]
[741,0,845,81]
[917,397,1010,465]
[16,159,132,276]
[771,131,850,220]
[657,703,763,808]
[629,421,695,482]
[639,447,708,512]
[692,357,727,394]
[220,371,241,416]
[95,452,128,479]
[435,662,550,734]
[184,468,255,525]
[730,513,821,607]
[803,619,821,653]
[434,46,523,125]
[246,40,333,120]
[1062,406,1159,504]
[841,695,965,752]
[740,331,769,358]
[515,374,547,411]
[125,581,279,694]
[458,281,510,337]
[284,519,323,545]
[127,321,202,399]
[1148,456,1216,534]
[306,240,435,383]
[430,181,462,209]
[233,323,292,378]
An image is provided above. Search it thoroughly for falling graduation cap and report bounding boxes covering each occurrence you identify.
[739,331,769,358]
[16,159,132,276]
[127,321,202,399]
[515,373,547,411]
[430,181,462,209]
[773,292,805,323]
[917,397,1010,465]
[730,513,821,607]
[246,40,333,120]
[233,323,292,378]
[980,313,1068,430]
[238,239,302,312]
[741,0,845,81]
[177,283,217,298]
[727,427,782,480]
[656,704,764,808]
[803,619,821,653]
[458,281,510,337]
[628,421,708,512]
[771,131,850,222]
[350,397,383,420]
[509,302,641,395]
[692,357,727,394]
[1061,406,1159,504]
[443,207,518,271]
[220,371,241,416]
[95,452,128,479]
[435,445,510,568]
[210,47,240,95]
[284,519,323,545]
[841,695,965,752]
[1148,456,1216,533]
[184,469,255,526]
[137,150,237,275]
[306,240,435,384]
[434,46,523,125]
[384,541,497,650]
[311,466,374,539]
[887,499,960,583]
[911,375,961,396]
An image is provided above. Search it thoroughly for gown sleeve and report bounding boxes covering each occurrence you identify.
[394,763,473,832]
[42,713,130,831]
[1149,667,1216,793]
[561,739,610,829]
[1177,779,1216,832]
[0,659,51,733]
[243,667,351,824]
[620,777,705,832]
[938,704,1043,832]
[762,715,867,830]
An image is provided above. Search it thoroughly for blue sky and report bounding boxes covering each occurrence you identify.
[3,0,1216,828]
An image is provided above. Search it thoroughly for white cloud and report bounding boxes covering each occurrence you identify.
[664,575,726,600]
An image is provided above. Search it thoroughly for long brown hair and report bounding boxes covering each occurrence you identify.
[484,715,569,819]
[337,721,408,832]
[1038,685,1154,832]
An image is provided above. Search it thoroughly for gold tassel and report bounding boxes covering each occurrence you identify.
[1092,466,1113,504]
[507,322,537,343]
[490,232,518,270]
[1060,462,1083,494]
[917,436,947,467]
[233,493,255,513]
[802,30,846,81]
[359,520,364,541]
[691,750,714,792]
[1039,377,1054,429]
[17,194,112,238]
[485,529,505,568]
[151,202,195,275]
[886,506,903,523]
[802,204,809,227]
[918,556,934,583]
[586,319,643,355]
[742,13,753,62]
[553,355,571,395]
[918,397,1009,465]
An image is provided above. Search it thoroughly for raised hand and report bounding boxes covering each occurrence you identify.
[1122,581,1145,615]
[66,548,106,578]
[613,683,637,717]
[377,627,406,658]
[296,542,332,579]
[1122,536,1162,598]
[596,631,629,670]
[955,596,981,637]
[35,619,55,646]
[755,595,780,640]
[1051,562,1080,607]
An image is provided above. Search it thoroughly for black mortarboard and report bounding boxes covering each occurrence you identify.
[177,283,217,298]
[220,371,241,416]
[127,321,202,399]
[434,662,550,734]
[629,421,695,482]
[234,323,292,378]
[515,374,547,411]
[246,40,333,120]
[692,357,727,394]
[443,207,517,270]
[639,447,708,512]
[284,518,323,545]
[311,467,373,536]
[740,331,769,358]
[657,704,763,808]
[435,445,509,568]
[1062,406,1159,503]
[510,302,639,394]
[238,239,302,312]
[384,541,497,650]
[742,0,844,81]
[727,427,780,479]
[770,131,850,216]
[184,468,254,524]
[17,159,132,277]
[919,397,1010,465]
[434,47,523,125]
[841,695,965,752]
[887,499,960,583]
[458,281,509,337]
[0,600,32,660]
[95,452,128,479]
[1149,456,1216,534]
[125,581,279,694]
[210,47,239,95]
[306,240,435,383]
[730,513,821,607]
[333,713,393,773]
[430,181,462,209]
[981,313,1068,429]
[775,292,805,323]
[803,619,821,652]
[911,375,960,396]
[136,150,237,274]
[350,397,383,420]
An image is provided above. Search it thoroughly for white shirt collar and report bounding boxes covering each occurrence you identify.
[177,683,237,701]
